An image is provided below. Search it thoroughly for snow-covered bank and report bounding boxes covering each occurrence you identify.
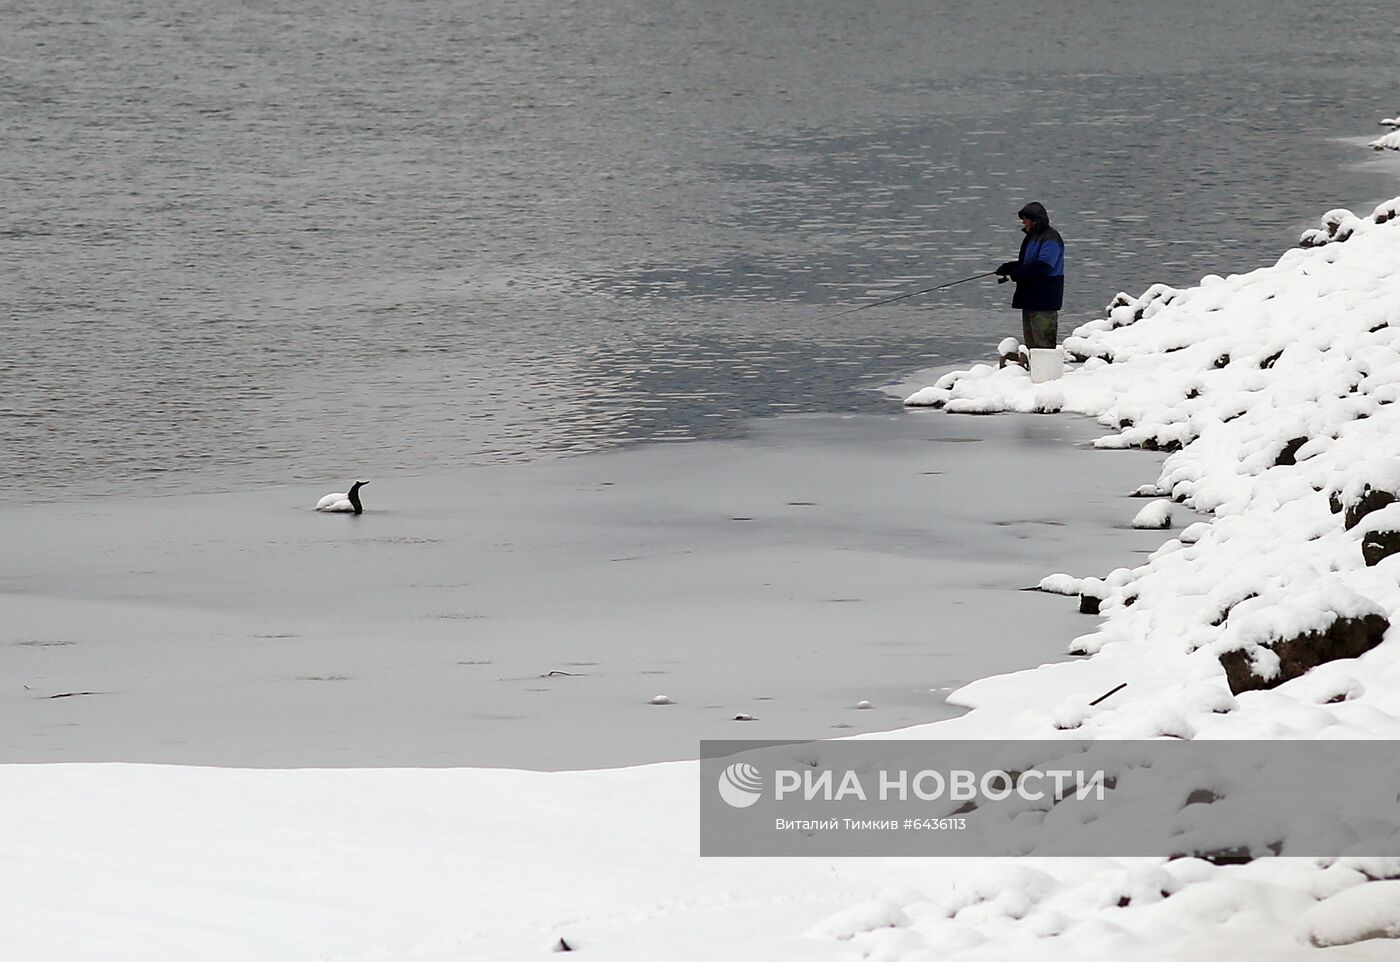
[903,192,1400,741]
[850,192,1400,955]
[0,762,911,962]
[2,765,1397,961]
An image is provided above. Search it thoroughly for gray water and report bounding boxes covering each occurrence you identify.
[3,0,1397,502]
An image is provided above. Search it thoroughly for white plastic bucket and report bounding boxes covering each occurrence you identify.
[1028,348,1063,383]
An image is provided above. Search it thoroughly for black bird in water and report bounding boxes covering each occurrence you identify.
[315,480,368,515]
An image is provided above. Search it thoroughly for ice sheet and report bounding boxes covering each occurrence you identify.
[1,411,1168,769]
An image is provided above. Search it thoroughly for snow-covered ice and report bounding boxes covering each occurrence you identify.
[0,412,1167,769]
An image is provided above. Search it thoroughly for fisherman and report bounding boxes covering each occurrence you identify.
[994,202,1064,350]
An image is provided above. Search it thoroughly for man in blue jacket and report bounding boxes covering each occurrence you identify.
[995,202,1064,349]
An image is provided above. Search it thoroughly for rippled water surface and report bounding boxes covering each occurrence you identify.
[3,0,1396,500]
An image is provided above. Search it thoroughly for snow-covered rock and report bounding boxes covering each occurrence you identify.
[1302,880,1400,946]
[1130,500,1172,529]
[1369,129,1400,150]
[1038,573,1083,595]
[806,895,911,940]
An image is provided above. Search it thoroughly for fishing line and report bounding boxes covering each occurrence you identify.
[818,270,998,321]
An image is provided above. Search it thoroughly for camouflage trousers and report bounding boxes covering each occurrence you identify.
[1021,310,1059,349]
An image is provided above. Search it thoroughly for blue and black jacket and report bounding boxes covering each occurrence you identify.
[999,202,1064,312]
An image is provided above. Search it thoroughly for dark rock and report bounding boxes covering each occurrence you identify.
[1362,529,1400,566]
[998,345,1027,370]
[1274,437,1308,467]
[1218,614,1389,694]
[1213,353,1231,369]
[1079,592,1102,615]
[1189,842,1282,865]
[1345,487,1399,530]
[1259,349,1284,369]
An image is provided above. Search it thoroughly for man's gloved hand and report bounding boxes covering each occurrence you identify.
[995,261,1019,277]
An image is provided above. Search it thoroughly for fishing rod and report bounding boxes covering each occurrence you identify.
[819,270,999,321]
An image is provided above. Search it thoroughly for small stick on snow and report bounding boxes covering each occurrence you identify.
[1088,682,1128,707]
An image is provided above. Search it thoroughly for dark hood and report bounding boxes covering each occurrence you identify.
[1017,202,1050,230]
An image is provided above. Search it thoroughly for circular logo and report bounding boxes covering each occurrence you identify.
[717,761,764,808]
